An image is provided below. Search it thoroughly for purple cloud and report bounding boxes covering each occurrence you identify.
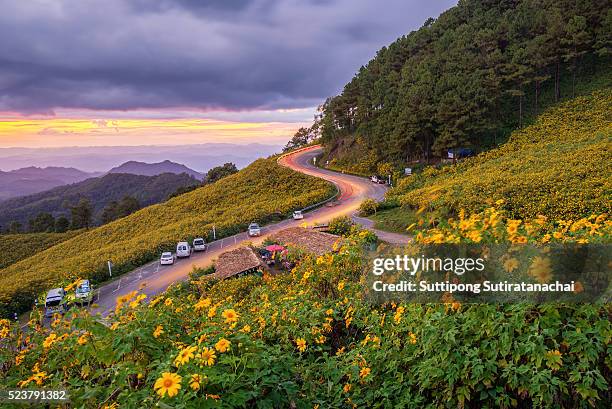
[0,0,456,114]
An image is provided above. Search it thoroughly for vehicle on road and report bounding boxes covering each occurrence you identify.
[370,175,387,184]
[176,242,192,258]
[193,237,207,251]
[44,288,67,317]
[160,252,176,265]
[248,223,261,237]
[75,279,94,305]
[292,210,304,220]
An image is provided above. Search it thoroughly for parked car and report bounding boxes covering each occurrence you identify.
[193,237,207,252]
[176,242,192,258]
[160,252,175,265]
[370,175,386,184]
[75,279,94,305]
[248,223,261,237]
[44,288,67,317]
[293,210,304,220]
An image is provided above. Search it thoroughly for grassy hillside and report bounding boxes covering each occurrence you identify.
[0,172,200,228]
[0,231,82,269]
[381,90,611,224]
[0,158,334,315]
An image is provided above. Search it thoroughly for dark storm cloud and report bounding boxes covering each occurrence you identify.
[0,0,456,113]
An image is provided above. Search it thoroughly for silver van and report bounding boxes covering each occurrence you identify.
[45,288,67,317]
[176,241,192,258]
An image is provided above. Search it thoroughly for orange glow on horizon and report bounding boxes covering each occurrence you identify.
[0,117,308,148]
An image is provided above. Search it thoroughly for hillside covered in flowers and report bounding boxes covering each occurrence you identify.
[385,90,611,221]
[0,159,334,316]
[0,212,610,407]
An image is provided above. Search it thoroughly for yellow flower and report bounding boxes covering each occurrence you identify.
[42,333,58,349]
[337,281,346,291]
[15,351,26,366]
[545,349,563,370]
[175,345,197,366]
[207,307,217,318]
[215,338,231,353]
[221,309,239,324]
[199,347,216,366]
[467,230,482,243]
[295,338,307,352]
[408,332,417,345]
[149,297,162,307]
[77,333,90,345]
[164,298,173,307]
[154,372,182,397]
[552,231,563,240]
[359,367,371,379]
[189,374,202,391]
[343,383,352,393]
[503,258,519,273]
[240,325,251,333]
[110,322,120,331]
[512,235,528,244]
[194,298,211,311]
[528,256,553,283]
[153,325,164,338]
[506,220,521,235]
[393,306,405,324]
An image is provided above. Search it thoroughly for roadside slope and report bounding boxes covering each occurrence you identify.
[0,158,334,315]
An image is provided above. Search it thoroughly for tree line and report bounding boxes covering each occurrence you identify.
[315,0,610,167]
[1,196,130,234]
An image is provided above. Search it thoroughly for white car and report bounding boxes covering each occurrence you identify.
[176,242,192,258]
[248,223,261,237]
[75,279,94,305]
[160,252,175,265]
[193,237,207,252]
[292,210,304,220]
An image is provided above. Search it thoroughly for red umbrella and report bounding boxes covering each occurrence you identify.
[265,244,286,252]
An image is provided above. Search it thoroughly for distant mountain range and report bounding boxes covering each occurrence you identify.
[0,172,201,229]
[0,143,280,172]
[108,160,204,180]
[0,167,100,201]
[0,160,206,200]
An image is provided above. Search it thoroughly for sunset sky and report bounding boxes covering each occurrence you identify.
[0,0,455,148]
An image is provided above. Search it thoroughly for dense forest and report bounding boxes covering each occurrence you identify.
[317,0,611,171]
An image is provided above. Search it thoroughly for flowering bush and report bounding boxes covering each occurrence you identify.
[0,227,609,407]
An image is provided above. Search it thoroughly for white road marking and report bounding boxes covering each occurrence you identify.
[112,278,122,293]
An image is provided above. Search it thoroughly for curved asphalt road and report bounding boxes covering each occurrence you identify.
[92,146,409,316]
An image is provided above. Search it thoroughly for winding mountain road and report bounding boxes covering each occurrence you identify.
[92,145,409,316]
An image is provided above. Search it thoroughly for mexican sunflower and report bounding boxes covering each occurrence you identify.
[154,372,182,397]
